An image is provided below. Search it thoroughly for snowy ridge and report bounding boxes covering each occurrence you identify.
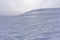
[0,8,60,40]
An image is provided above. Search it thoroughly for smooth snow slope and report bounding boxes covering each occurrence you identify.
[0,8,60,40]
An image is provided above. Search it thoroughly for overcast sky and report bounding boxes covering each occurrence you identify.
[0,0,60,16]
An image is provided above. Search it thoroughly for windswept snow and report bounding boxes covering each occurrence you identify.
[0,8,60,40]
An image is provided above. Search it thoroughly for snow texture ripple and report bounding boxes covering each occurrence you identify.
[0,8,60,40]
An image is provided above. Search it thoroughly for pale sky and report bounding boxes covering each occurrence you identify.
[0,0,60,16]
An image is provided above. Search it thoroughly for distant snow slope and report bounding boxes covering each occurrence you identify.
[0,8,60,40]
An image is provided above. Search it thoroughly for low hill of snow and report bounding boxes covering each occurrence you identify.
[0,8,60,40]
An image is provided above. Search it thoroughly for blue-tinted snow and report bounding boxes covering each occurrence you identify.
[0,8,60,40]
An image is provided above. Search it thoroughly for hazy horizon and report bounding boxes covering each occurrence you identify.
[0,0,60,16]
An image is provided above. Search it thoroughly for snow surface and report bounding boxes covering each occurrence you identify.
[0,8,60,40]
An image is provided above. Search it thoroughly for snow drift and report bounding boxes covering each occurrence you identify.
[0,8,60,40]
